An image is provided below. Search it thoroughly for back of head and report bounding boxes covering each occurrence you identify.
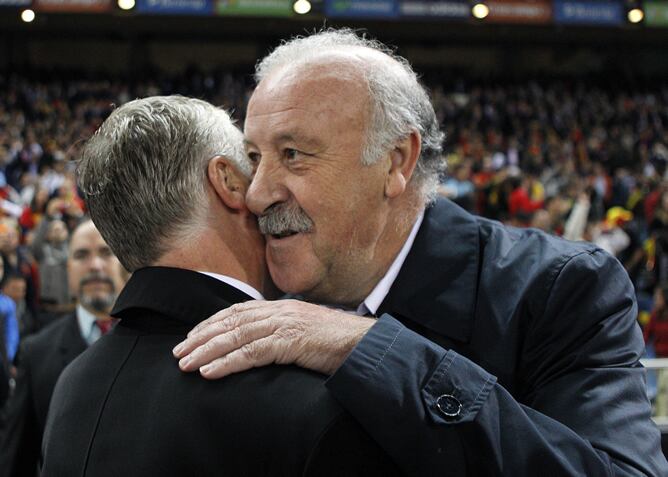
[77,96,247,272]
[255,28,445,204]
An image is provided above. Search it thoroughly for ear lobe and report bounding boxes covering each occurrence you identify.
[385,131,421,199]
[207,156,250,212]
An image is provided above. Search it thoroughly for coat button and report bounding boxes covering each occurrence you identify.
[436,394,462,418]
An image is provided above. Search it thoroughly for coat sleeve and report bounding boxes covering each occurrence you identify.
[0,340,41,477]
[326,249,667,476]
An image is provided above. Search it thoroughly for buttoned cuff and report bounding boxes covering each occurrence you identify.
[328,313,497,425]
[421,349,497,424]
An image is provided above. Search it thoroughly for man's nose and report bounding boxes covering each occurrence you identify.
[88,254,105,272]
[246,158,289,216]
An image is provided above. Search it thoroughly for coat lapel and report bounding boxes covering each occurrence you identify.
[59,314,88,368]
[378,199,480,343]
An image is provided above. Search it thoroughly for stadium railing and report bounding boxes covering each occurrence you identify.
[642,358,668,432]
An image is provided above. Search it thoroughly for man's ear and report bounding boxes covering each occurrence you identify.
[207,155,250,212]
[385,130,421,199]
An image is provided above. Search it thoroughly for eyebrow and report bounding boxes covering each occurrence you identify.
[245,132,323,150]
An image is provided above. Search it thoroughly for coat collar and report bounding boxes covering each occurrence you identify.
[378,198,480,343]
[111,266,255,327]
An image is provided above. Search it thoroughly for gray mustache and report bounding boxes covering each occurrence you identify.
[79,273,115,291]
[258,203,314,236]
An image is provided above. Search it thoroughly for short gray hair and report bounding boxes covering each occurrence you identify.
[255,29,445,203]
[77,95,248,272]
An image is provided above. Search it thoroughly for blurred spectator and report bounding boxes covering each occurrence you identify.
[0,219,37,315]
[30,215,70,308]
[589,207,634,257]
[508,175,544,220]
[438,162,475,210]
[18,185,49,232]
[0,219,126,477]
[0,292,18,409]
[0,294,18,367]
[645,283,668,357]
[2,274,37,337]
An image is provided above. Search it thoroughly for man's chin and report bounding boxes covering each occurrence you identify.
[80,294,116,314]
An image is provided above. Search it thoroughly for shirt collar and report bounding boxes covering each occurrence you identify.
[198,272,264,301]
[356,210,425,316]
[76,304,100,346]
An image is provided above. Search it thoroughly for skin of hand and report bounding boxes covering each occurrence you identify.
[172,299,375,379]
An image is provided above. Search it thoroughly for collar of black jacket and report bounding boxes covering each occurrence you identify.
[111,266,255,327]
[378,198,480,344]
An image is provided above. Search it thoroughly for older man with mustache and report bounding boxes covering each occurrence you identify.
[175,29,667,476]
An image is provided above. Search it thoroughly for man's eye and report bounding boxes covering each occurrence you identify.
[285,149,299,161]
[99,248,113,258]
[247,152,261,164]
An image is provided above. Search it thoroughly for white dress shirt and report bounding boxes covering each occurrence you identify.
[76,304,103,346]
[198,271,265,300]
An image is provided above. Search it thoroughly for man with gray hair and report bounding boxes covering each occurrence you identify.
[175,30,668,475]
[41,96,401,476]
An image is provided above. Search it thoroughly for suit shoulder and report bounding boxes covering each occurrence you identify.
[60,330,136,378]
[20,314,76,355]
[476,215,601,267]
[206,365,341,413]
[192,365,346,442]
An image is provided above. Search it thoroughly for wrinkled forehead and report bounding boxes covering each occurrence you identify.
[245,59,373,137]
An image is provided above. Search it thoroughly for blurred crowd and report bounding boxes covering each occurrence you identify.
[0,70,667,396]
[431,80,668,358]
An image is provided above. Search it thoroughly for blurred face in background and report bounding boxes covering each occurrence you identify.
[2,277,26,305]
[47,219,68,244]
[68,221,125,314]
[0,220,20,254]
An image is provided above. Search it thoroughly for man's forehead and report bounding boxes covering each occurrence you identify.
[257,60,366,99]
[70,224,107,250]
[245,70,370,138]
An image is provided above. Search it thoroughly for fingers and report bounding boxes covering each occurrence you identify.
[199,336,278,380]
[173,303,273,358]
[178,318,277,372]
[187,300,269,338]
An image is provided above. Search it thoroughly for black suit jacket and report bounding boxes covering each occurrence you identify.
[42,267,400,477]
[0,312,87,477]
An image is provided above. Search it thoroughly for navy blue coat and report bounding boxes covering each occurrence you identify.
[327,198,668,476]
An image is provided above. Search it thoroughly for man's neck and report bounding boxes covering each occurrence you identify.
[309,201,424,308]
[356,209,424,316]
[154,230,269,298]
